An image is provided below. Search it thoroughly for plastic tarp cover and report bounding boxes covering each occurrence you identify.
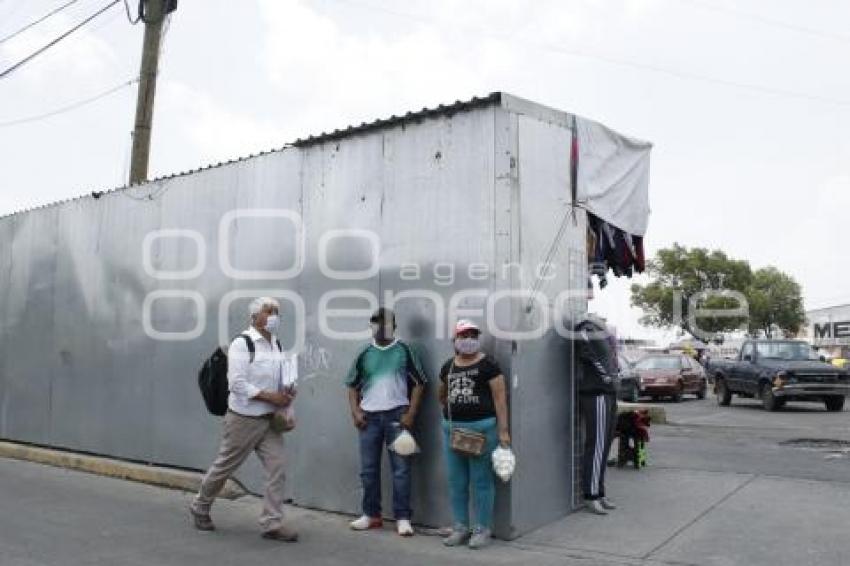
[576,117,652,236]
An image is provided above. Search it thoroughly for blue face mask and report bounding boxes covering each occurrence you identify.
[264,315,280,333]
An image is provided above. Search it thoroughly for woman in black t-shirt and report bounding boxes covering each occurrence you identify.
[437,319,510,549]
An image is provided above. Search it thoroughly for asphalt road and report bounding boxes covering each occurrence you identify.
[651,393,850,484]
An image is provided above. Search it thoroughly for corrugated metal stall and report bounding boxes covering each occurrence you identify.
[0,93,648,538]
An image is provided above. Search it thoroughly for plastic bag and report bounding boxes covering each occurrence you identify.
[491,446,516,482]
[390,429,419,456]
[270,405,295,434]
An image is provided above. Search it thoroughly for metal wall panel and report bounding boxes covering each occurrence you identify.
[0,216,14,438]
[292,132,384,515]
[0,96,619,538]
[148,161,249,471]
[509,114,587,534]
[49,198,122,455]
[377,108,502,531]
[4,207,58,445]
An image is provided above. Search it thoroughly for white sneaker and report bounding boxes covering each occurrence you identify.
[586,500,608,515]
[468,527,492,549]
[397,519,414,537]
[600,497,617,510]
[350,515,383,530]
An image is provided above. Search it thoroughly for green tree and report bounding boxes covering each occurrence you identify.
[630,244,752,339]
[747,267,806,338]
[631,244,806,339]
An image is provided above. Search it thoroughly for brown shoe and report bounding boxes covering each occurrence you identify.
[190,508,216,531]
[261,525,299,542]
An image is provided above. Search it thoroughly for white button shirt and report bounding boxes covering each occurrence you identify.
[227,326,298,417]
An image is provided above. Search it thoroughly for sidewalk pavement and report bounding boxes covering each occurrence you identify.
[0,456,615,566]
[521,466,850,566]
[3,433,850,566]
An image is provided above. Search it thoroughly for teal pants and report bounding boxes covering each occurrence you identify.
[442,417,498,530]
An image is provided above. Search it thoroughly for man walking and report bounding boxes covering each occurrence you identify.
[190,297,299,541]
[346,307,427,536]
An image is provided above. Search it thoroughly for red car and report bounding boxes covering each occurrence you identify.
[634,354,708,402]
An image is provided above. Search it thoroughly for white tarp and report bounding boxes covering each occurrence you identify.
[576,117,652,236]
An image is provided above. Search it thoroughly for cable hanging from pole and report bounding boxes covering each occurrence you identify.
[0,0,121,80]
[0,77,139,128]
[123,0,141,24]
[0,0,84,45]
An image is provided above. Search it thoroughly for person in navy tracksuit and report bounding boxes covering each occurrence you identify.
[574,315,619,515]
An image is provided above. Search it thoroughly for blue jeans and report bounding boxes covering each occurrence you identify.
[442,417,498,530]
[359,406,412,520]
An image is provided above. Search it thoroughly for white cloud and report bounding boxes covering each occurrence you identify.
[157,80,284,164]
[256,0,557,135]
[2,0,849,343]
[0,13,117,88]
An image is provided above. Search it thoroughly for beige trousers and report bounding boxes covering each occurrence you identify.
[191,410,286,531]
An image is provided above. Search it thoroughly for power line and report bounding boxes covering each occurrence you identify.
[0,78,138,128]
[123,0,141,24]
[0,0,83,44]
[672,0,850,44]
[0,0,120,80]
[331,0,850,109]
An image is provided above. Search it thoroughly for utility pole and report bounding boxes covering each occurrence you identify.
[129,0,173,185]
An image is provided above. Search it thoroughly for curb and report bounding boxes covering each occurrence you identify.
[616,403,667,424]
[0,440,246,499]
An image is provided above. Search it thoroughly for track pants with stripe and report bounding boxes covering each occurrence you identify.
[580,393,617,501]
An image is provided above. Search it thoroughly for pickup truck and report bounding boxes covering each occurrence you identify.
[707,339,850,412]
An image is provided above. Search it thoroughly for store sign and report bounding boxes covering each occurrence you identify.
[813,321,850,343]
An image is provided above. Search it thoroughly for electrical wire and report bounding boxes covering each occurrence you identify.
[123,0,141,24]
[0,77,138,128]
[330,0,850,109]
[0,0,120,80]
[671,0,850,44]
[0,0,83,45]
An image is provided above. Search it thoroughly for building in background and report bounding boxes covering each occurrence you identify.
[801,305,850,361]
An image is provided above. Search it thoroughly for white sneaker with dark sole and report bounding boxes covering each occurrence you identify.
[397,519,414,537]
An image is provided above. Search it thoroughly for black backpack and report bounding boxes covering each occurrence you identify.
[197,334,282,416]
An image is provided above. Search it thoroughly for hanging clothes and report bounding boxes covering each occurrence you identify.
[586,211,644,283]
[632,235,646,273]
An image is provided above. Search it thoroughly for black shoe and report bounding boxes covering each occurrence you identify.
[261,525,299,542]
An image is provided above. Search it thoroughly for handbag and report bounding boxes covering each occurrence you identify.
[447,361,487,457]
[270,406,295,433]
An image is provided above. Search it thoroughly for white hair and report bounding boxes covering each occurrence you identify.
[249,297,280,317]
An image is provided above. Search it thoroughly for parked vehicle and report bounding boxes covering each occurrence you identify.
[634,354,708,402]
[616,354,641,403]
[708,340,850,412]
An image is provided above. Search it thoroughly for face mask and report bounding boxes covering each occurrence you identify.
[455,337,480,355]
[264,315,280,333]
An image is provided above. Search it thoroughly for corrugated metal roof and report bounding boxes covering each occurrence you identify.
[0,92,503,221]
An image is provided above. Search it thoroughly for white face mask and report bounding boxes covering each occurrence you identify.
[455,337,480,355]
[264,314,280,333]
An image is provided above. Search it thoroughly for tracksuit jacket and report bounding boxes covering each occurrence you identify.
[575,318,617,396]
